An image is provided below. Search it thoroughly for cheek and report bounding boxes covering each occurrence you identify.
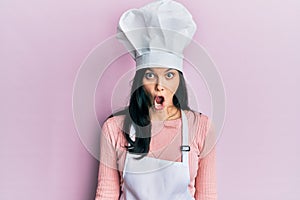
[142,83,154,94]
[167,79,180,94]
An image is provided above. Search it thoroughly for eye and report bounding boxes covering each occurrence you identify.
[165,72,175,79]
[144,72,155,80]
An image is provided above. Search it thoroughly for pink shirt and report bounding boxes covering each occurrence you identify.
[95,110,217,200]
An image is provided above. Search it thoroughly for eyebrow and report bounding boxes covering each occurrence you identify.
[146,68,175,72]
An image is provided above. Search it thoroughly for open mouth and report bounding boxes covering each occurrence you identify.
[154,96,165,110]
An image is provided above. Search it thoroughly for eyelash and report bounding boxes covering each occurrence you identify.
[166,72,174,79]
[145,72,155,79]
[144,72,175,80]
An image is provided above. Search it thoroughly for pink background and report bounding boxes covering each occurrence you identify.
[1,0,299,199]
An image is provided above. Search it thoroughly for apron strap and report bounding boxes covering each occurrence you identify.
[181,110,189,166]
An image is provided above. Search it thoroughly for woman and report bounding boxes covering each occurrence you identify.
[96,1,217,199]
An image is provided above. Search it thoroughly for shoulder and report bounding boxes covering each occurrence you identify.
[102,114,126,128]
[184,109,210,128]
[101,114,126,139]
[184,110,212,148]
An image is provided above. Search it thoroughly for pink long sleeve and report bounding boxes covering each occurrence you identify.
[95,120,120,200]
[95,110,217,199]
[194,118,218,200]
[194,147,218,199]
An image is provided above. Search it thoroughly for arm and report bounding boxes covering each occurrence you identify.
[95,119,121,200]
[194,118,218,200]
[194,147,217,200]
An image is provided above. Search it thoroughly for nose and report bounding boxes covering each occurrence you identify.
[155,78,164,91]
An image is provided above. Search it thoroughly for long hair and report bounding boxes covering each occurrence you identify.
[109,68,190,156]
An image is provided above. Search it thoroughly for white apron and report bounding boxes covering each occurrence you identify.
[119,110,194,200]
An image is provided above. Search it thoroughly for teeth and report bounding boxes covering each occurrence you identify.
[154,100,159,107]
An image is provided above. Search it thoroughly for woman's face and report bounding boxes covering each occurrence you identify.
[142,67,180,111]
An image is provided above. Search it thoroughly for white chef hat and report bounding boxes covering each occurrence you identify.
[116,0,197,72]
